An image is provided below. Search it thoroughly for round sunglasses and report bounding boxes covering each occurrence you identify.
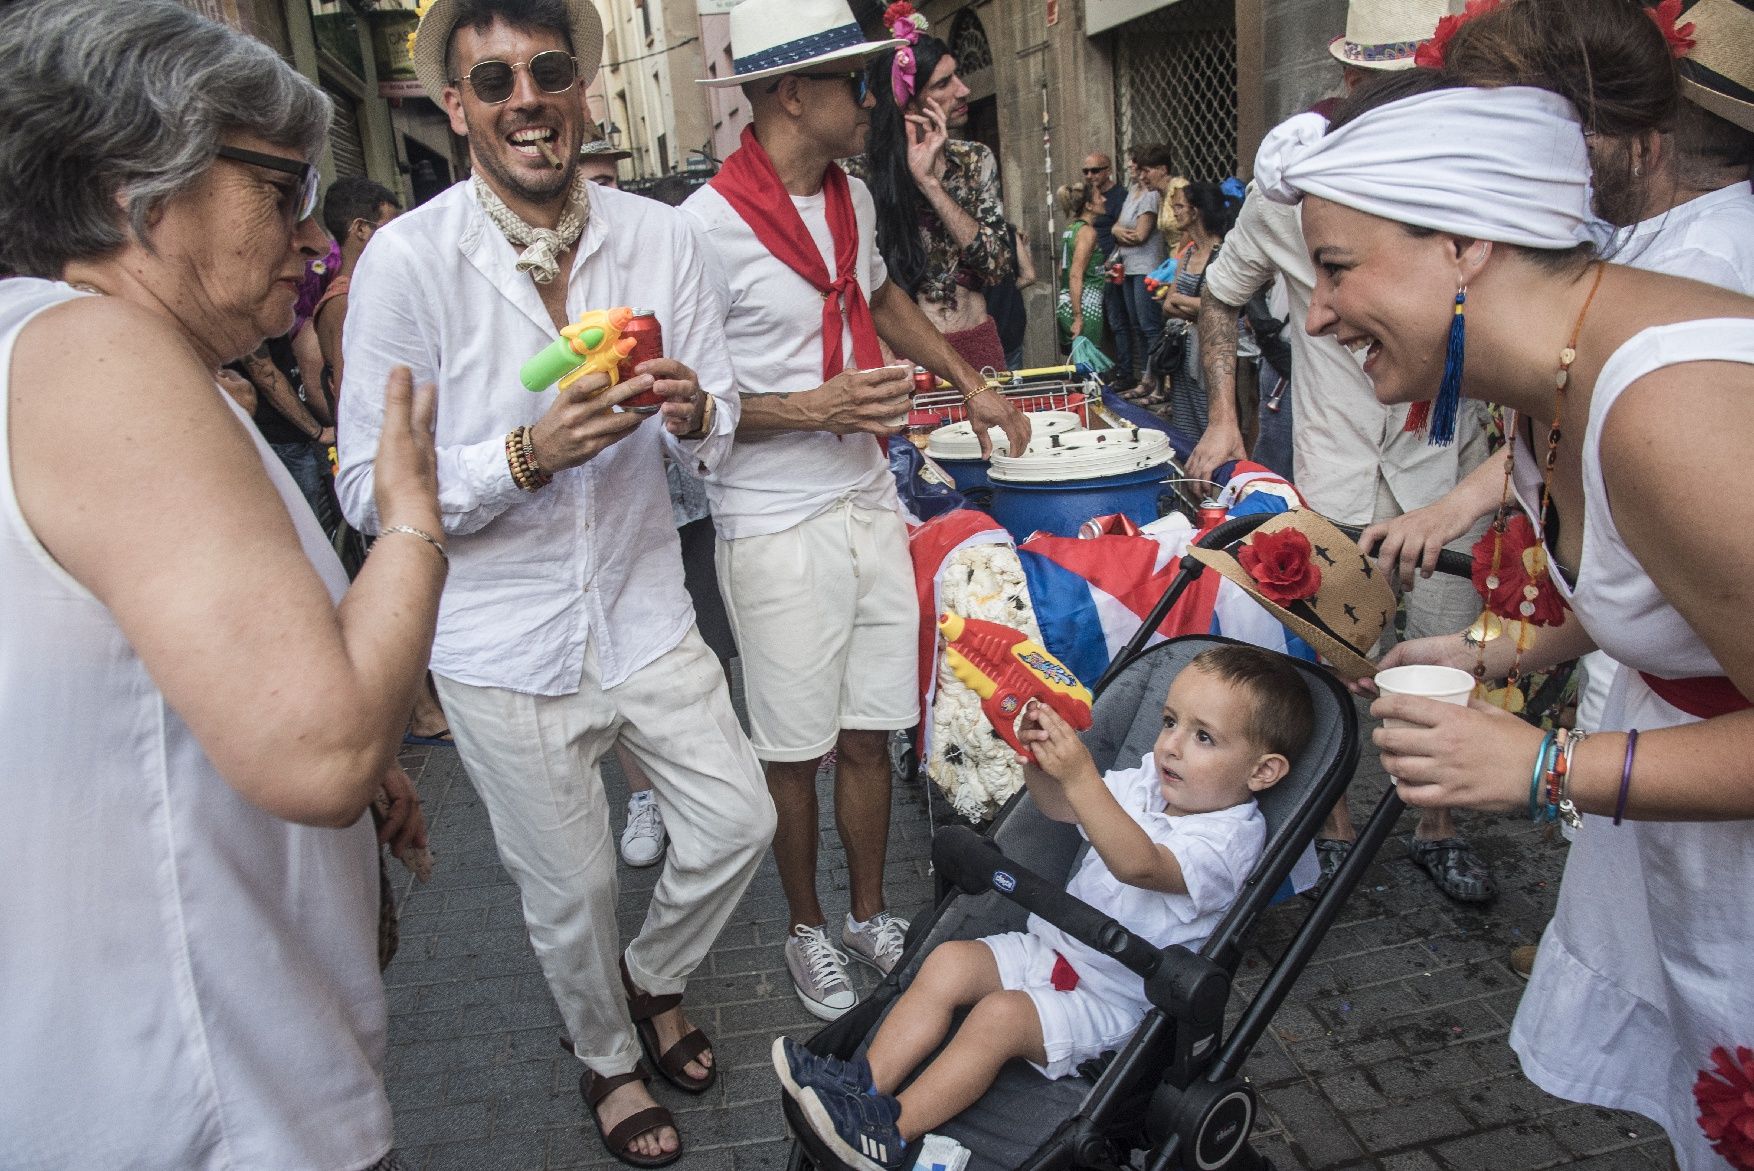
[453,50,579,105]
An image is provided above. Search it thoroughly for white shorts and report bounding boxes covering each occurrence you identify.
[716,501,920,762]
[980,931,1143,1080]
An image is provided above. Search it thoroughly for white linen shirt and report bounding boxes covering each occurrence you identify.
[1204,180,1477,524]
[1028,753,1265,1013]
[337,181,737,694]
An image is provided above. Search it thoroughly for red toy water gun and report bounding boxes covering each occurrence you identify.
[939,610,1093,762]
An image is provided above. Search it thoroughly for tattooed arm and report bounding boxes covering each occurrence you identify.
[1186,292,1248,483]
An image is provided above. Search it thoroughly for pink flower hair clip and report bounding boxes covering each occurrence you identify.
[884,1,929,106]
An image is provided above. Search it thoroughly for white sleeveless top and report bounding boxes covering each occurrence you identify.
[1506,319,1754,1171]
[0,280,392,1169]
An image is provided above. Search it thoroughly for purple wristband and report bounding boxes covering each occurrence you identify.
[1613,729,1638,826]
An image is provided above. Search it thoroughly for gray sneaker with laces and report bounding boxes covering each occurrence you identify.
[618,795,666,868]
[841,911,908,976]
[786,924,858,1021]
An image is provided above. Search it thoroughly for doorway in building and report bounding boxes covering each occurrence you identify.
[405,138,451,207]
[950,7,1000,161]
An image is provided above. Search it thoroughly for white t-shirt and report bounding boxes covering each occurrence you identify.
[1028,752,1266,1012]
[682,176,901,539]
[1612,180,1754,294]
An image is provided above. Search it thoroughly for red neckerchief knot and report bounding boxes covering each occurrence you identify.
[710,125,884,382]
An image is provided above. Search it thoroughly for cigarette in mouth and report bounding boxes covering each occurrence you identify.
[536,140,562,169]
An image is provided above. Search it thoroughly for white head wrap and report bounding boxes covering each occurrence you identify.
[1254,86,1611,250]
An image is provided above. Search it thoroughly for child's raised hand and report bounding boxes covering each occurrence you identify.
[1018,701,1097,784]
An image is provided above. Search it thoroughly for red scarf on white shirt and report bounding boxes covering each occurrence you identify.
[710,126,884,381]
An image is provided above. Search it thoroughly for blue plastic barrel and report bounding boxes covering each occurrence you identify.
[987,463,1171,540]
[934,456,990,495]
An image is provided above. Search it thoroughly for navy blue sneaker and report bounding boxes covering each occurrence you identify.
[772,1036,873,1100]
[799,1083,908,1171]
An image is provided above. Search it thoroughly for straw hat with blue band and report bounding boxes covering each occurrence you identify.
[1327,0,1460,72]
[1679,0,1754,133]
[411,0,605,105]
[697,0,901,88]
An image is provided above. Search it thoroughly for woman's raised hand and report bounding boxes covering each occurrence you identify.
[372,365,441,533]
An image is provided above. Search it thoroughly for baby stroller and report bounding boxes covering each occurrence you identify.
[785,511,1464,1171]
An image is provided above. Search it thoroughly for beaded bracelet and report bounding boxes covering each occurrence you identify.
[519,425,551,485]
[505,426,551,492]
[1613,729,1639,826]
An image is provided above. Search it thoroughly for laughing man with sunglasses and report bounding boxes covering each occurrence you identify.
[333,2,777,1166]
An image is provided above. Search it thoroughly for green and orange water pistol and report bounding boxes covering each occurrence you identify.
[939,611,1093,762]
[520,306,639,394]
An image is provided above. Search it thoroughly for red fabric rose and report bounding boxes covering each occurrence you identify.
[1414,0,1502,70]
[1238,528,1322,606]
[1646,0,1698,59]
[883,1,916,28]
[1695,1045,1754,1170]
[1469,511,1567,627]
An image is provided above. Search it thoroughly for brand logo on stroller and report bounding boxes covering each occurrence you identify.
[993,871,1017,893]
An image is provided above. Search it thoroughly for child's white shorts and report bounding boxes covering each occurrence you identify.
[979,931,1143,1080]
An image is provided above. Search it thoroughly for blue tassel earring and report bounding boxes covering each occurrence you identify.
[1427,287,1466,446]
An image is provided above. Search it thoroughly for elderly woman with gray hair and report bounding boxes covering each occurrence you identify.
[0,1,445,1168]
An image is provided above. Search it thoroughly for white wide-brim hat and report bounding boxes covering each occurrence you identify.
[412,0,605,104]
[698,0,901,88]
[1327,0,1457,71]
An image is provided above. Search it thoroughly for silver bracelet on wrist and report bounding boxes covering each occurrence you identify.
[378,524,448,565]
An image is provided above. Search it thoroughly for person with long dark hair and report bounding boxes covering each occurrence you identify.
[850,3,1015,371]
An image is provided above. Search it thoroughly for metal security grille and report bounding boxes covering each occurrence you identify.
[1114,0,1237,181]
[325,83,368,179]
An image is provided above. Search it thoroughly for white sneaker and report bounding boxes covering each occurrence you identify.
[841,911,909,976]
[786,924,857,1021]
[618,794,666,868]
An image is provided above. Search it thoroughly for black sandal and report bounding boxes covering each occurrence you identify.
[581,1064,680,1168]
[621,956,717,1094]
[1408,835,1498,904]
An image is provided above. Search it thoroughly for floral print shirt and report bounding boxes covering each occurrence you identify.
[846,139,1014,308]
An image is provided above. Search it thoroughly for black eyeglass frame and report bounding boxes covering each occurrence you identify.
[764,70,870,104]
[1082,165,1111,175]
[451,50,580,104]
[213,145,320,223]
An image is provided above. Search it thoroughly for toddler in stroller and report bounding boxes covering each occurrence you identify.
[777,645,1315,1171]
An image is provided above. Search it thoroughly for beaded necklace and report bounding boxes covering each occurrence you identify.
[1467,261,1607,711]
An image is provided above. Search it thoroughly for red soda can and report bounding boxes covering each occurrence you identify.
[620,309,664,413]
[1197,499,1228,531]
[912,365,937,395]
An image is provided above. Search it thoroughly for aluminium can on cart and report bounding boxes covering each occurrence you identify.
[985,427,1177,540]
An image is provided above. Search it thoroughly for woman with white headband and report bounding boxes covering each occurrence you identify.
[1258,71,1754,1171]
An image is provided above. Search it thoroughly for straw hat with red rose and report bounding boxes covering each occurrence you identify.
[1190,510,1395,680]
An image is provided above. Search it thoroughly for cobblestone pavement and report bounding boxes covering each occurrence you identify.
[385,686,1669,1171]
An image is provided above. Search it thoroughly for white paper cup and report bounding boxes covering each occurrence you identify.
[1375,665,1475,788]
[1374,664,1476,708]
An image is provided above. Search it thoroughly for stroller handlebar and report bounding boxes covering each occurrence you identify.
[1334,521,1473,579]
[932,825,1162,977]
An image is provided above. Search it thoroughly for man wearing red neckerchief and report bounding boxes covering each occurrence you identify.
[684,0,1028,1023]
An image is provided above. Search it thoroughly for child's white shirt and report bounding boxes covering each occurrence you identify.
[1027,752,1266,1012]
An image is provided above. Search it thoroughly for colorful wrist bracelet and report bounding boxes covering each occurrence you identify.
[1529,730,1557,822]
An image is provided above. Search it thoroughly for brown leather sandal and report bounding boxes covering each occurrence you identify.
[581,1064,681,1169]
[620,956,717,1094]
